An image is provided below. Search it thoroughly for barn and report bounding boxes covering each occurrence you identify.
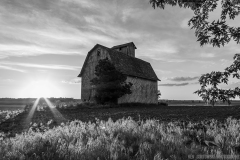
[78,42,160,104]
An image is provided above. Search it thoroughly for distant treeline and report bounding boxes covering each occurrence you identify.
[159,99,240,104]
[0,98,80,105]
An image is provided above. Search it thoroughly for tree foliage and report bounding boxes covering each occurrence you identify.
[194,54,240,106]
[157,90,161,100]
[91,58,133,104]
[150,0,240,47]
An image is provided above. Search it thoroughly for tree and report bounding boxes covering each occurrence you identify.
[150,0,240,47]
[157,90,161,100]
[194,53,240,106]
[90,58,133,104]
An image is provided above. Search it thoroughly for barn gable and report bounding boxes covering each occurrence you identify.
[78,44,109,77]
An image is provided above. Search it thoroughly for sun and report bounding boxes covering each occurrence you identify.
[22,80,55,98]
[31,80,51,98]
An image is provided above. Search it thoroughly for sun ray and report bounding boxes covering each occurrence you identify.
[44,98,66,124]
[24,98,40,128]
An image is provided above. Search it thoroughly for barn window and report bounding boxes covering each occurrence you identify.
[97,49,101,56]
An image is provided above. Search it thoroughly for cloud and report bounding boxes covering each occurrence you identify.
[121,8,140,23]
[0,62,81,70]
[167,76,199,81]
[158,83,189,87]
[62,78,81,84]
[0,0,116,59]
[0,0,189,61]
[191,82,199,85]
[60,0,96,8]
[176,69,199,74]
[0,65,26,73]
[200,53,215,58]
[142,40,178,57]
[155,69,172,74]
[220,59,232,66]
[220,81,240,89]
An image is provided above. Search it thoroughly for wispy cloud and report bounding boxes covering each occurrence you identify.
[176,69,199,74]
[220,59,232,66]
[0,0,188,60]
[61,0,96,8]
[159,83,189,87]
[0,62,81,70]
[62,78,81,84]
[167,76,199,81]
[191,82,200,85]
[200,53,215,58]
[220,81,240,89]
[0,78,15,84]
[0,0,115,59]
[155,69,172,74]
[140,40,178,60]
[0,65,26,73]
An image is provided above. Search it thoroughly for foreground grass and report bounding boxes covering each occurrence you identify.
[1,117,240,160]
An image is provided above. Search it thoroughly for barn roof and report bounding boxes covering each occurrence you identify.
[78,44,160,81]
[111,42,137,49]
[107,49,159,81]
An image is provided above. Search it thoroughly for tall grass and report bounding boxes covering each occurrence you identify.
[0,109,23,124]
[1,117,240,160]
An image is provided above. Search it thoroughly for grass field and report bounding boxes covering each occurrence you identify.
[1,100,240,159]
[1,102,240,159]
[1,102,240,136]
[0,104,26,111]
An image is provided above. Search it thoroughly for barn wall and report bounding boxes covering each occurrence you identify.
[127,45,135,57]
[81,47,110,101]
[113,45,135,57]
[118,76,158,104]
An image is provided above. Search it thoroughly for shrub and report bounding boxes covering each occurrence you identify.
[158,102,168,106]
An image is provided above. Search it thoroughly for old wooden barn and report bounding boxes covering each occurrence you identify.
[78,42,160,104]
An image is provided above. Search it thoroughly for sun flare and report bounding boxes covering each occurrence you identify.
[21,80,56,98]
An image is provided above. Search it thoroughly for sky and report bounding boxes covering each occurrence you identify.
[0,0,239,100]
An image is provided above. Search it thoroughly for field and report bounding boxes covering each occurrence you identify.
[1,101,240,135]
[163,100,240,106]
[0,104,26,111]
[1,99,240,159]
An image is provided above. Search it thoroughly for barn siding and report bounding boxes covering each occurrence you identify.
[118,76,158,104]
[113,44,135,57]
[81,47,110,101]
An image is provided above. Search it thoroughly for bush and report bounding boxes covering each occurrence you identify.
[158,102,168,106]
[119,103,159,107]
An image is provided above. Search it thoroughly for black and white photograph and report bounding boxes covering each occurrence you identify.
[0,0,240,159]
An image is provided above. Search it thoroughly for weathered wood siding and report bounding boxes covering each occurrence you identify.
[113,45,135,57]
[81,47,110,101]
[118,76,158,104]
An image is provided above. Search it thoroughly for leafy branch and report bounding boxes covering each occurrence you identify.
[150,0,240,47]
[194,54,240,106]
